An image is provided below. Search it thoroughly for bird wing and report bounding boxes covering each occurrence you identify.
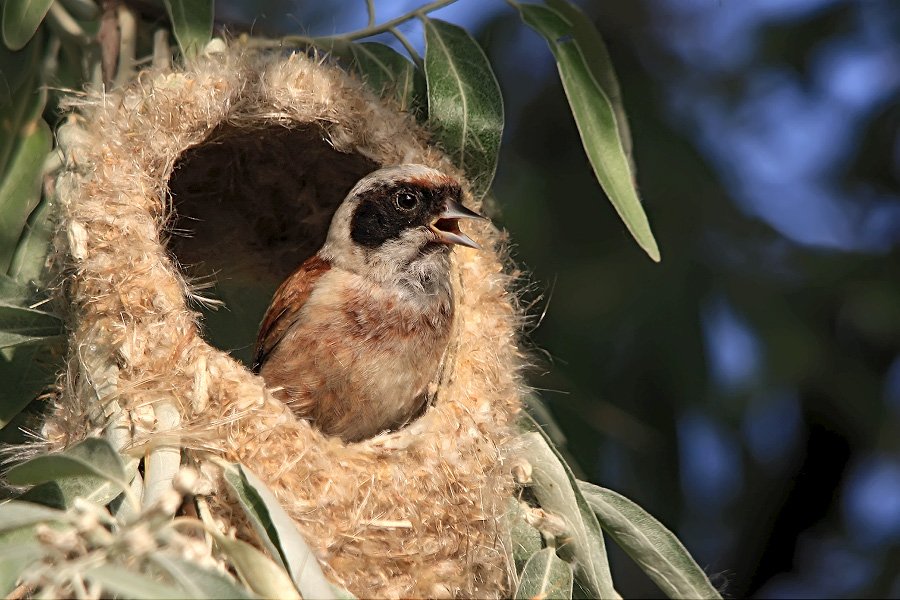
[252,255,332,372]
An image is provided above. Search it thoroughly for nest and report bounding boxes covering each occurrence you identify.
[45,46,526,598]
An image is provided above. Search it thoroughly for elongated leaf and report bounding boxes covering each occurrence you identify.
[520,421,620,599]
[221,462,338,599]
[422,17,503,200]
[0,118,51,274]
[6,437,129,493]
[57,0,100,21]
[84,564,190,600]
[0,500,67,533]
[0,302,62,348]
[19,476,122,510]
[163,0,213,57]
[1,0,53,50]
[515,547,573,600]
[8,192,54,286]
[577,481,722,599]
[506,497,543,569]
[0,540,42,596]
[150,551,259,599]
[544,0,633,168]
[326,40,425,115]
[517,4,660,262]
[0,28,41,105]
[0,343,58,429]
[208,532,300,599]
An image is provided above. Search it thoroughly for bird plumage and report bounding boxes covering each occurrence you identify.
[252,164,483,442]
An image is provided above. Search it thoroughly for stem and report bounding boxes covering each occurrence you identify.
[390,27,423,70]
[114,3,137,88]
[342,0,458,40]
[365,0,376,28]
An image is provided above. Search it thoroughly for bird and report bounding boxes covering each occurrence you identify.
[252,164,486,443]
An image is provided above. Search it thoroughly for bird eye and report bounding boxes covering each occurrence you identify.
[394,192,419,211]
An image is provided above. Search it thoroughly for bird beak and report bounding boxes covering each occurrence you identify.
[430,200,487,250]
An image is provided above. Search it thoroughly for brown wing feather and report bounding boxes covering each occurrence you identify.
[252,255,332,372]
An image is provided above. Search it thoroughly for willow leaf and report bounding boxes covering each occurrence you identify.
[517,4,660,261]
[520,419,620,599]
[163,0,213,57]
[1,0,52,51]
[422,17,503,200]
[515,547,574,600]
[327,40,425,115]
[578,481,722,599]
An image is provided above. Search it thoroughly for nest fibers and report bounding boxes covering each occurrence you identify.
[45,45,526,597]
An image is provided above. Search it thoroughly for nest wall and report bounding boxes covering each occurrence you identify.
[47,46,525,598]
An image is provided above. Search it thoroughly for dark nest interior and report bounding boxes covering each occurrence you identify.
[165,123,378,364]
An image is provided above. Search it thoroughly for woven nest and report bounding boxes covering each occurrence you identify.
[44,45,526,598]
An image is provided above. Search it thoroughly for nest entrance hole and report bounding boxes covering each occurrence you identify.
[166,123,378,365]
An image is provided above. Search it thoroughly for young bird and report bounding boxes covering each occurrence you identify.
[252,164,485,443]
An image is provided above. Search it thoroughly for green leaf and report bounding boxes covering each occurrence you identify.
[0,118,51,274]
[0,343,58,429]
[0,28,41,105]
[149,551,259,599]
[0,540,43,596]
[8,190,54,286]
[520,420,620,599]
[327,40,426,115]
[515,547,574,600]
[6,438,130,494]
[577,481,722,599]
[162,0,213,58]
[506,497,543,570]
[84,564,190,600]
[0,302,62,348]
[1,0,53,51]
[57,0,100,22]
[206,531,300,599]
[19,476,123,510]
[544,0,633,170]
[0,500,67,533]
[221,462,339,599]
[422,17,503,200]
[517,4,660,262]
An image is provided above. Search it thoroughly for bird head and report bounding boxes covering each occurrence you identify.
[320,165,486,288]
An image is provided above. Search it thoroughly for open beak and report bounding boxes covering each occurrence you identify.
[429,200,487,250]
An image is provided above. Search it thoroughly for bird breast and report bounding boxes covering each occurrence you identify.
[258,266,454,442]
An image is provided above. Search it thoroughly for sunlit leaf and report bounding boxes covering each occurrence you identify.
[150,551,259,599]
[84,564,190,600]
[18,476,122,510]
[506,497,543,570]
[1,0,53,51]
[517,4,660,262]
[221,462,340,599]
[0,118,51,274]
[0,540,42,596]
[6,438,130,494]
[0,302,62,348]
[326,40,426,115]
[578,481,722,599]
[544,0,633,169]
[163,0,213,57]
[520,416,620,599]
[206,531,300,599]
[515,547,574,600]
[0,500,67,533]
[422,17,503,200]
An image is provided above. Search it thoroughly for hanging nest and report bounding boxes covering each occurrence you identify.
[44,44,527,598]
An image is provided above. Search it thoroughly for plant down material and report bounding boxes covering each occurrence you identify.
[45,44,526,598]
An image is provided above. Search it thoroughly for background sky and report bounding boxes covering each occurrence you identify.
[217,1,900,596]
